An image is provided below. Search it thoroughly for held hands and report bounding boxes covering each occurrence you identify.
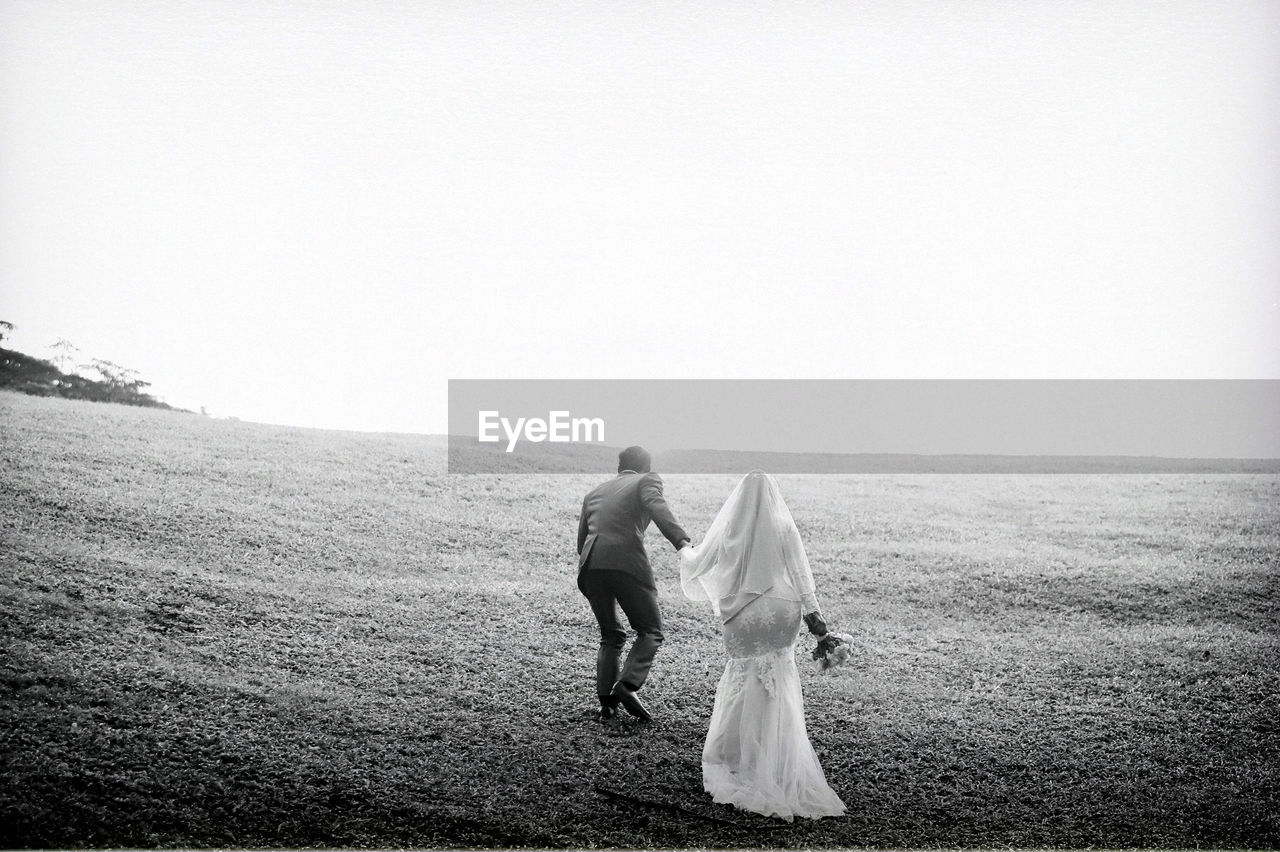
[679,541,699,564]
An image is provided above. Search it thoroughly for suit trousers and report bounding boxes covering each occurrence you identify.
[578,569,665,702]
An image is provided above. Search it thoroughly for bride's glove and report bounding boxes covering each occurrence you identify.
[804,611,845,661]
[802,610,828,638]
[679,543,699,564]
[815,633,843,656]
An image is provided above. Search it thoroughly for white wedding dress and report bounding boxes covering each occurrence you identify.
[703,592,846,821]
[683,472,846,822]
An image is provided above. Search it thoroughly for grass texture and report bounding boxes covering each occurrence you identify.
[1,390,1277,848]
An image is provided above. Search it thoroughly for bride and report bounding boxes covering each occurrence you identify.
[680,470,846,822]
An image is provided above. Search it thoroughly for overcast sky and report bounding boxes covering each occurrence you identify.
[2,1,1277,433]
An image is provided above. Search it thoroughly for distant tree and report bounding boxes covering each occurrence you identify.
[86,358,152,403]
[0,320,13,344]
[49,338,81,374]
[1,332,176,411]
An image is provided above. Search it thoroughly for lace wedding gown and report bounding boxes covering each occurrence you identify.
[683,471,846,821]
[702,591,846,821]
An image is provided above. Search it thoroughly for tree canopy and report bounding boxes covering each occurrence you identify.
[0,322,175,410]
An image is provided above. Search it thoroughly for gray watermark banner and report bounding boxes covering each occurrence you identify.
[447,380,1280,473]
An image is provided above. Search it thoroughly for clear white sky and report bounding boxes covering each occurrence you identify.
[2,1,1277,433]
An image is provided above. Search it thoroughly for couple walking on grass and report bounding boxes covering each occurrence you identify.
[576,445,847,822]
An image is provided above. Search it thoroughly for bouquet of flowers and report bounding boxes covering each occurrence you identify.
[812,632,854,672]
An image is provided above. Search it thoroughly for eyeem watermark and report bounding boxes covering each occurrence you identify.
[478,410,605,452]
[450,380,1280,472]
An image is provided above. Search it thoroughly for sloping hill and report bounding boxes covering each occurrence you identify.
[2,390,1277,847]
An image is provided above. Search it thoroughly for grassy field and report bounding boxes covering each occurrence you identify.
[1,389,1277,849]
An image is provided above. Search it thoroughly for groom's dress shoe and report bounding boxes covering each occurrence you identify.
[595,704,617,722]
[610,682,652,722]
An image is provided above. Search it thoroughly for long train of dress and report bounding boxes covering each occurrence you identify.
[702,594,846,821]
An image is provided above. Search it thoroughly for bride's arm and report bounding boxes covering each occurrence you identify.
[781,523,825,631]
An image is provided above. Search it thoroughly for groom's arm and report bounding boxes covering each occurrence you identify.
[639,472,691,550]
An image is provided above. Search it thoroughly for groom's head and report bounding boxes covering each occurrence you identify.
[618,445,652,474]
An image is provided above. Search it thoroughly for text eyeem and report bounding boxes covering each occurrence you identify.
[478,410,605,452]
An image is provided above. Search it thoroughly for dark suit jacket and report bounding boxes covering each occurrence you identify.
[577,471,690,590]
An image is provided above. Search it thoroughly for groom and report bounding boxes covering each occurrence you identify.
[577,446,691,722]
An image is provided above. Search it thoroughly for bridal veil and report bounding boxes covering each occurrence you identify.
[680,470,818,622]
